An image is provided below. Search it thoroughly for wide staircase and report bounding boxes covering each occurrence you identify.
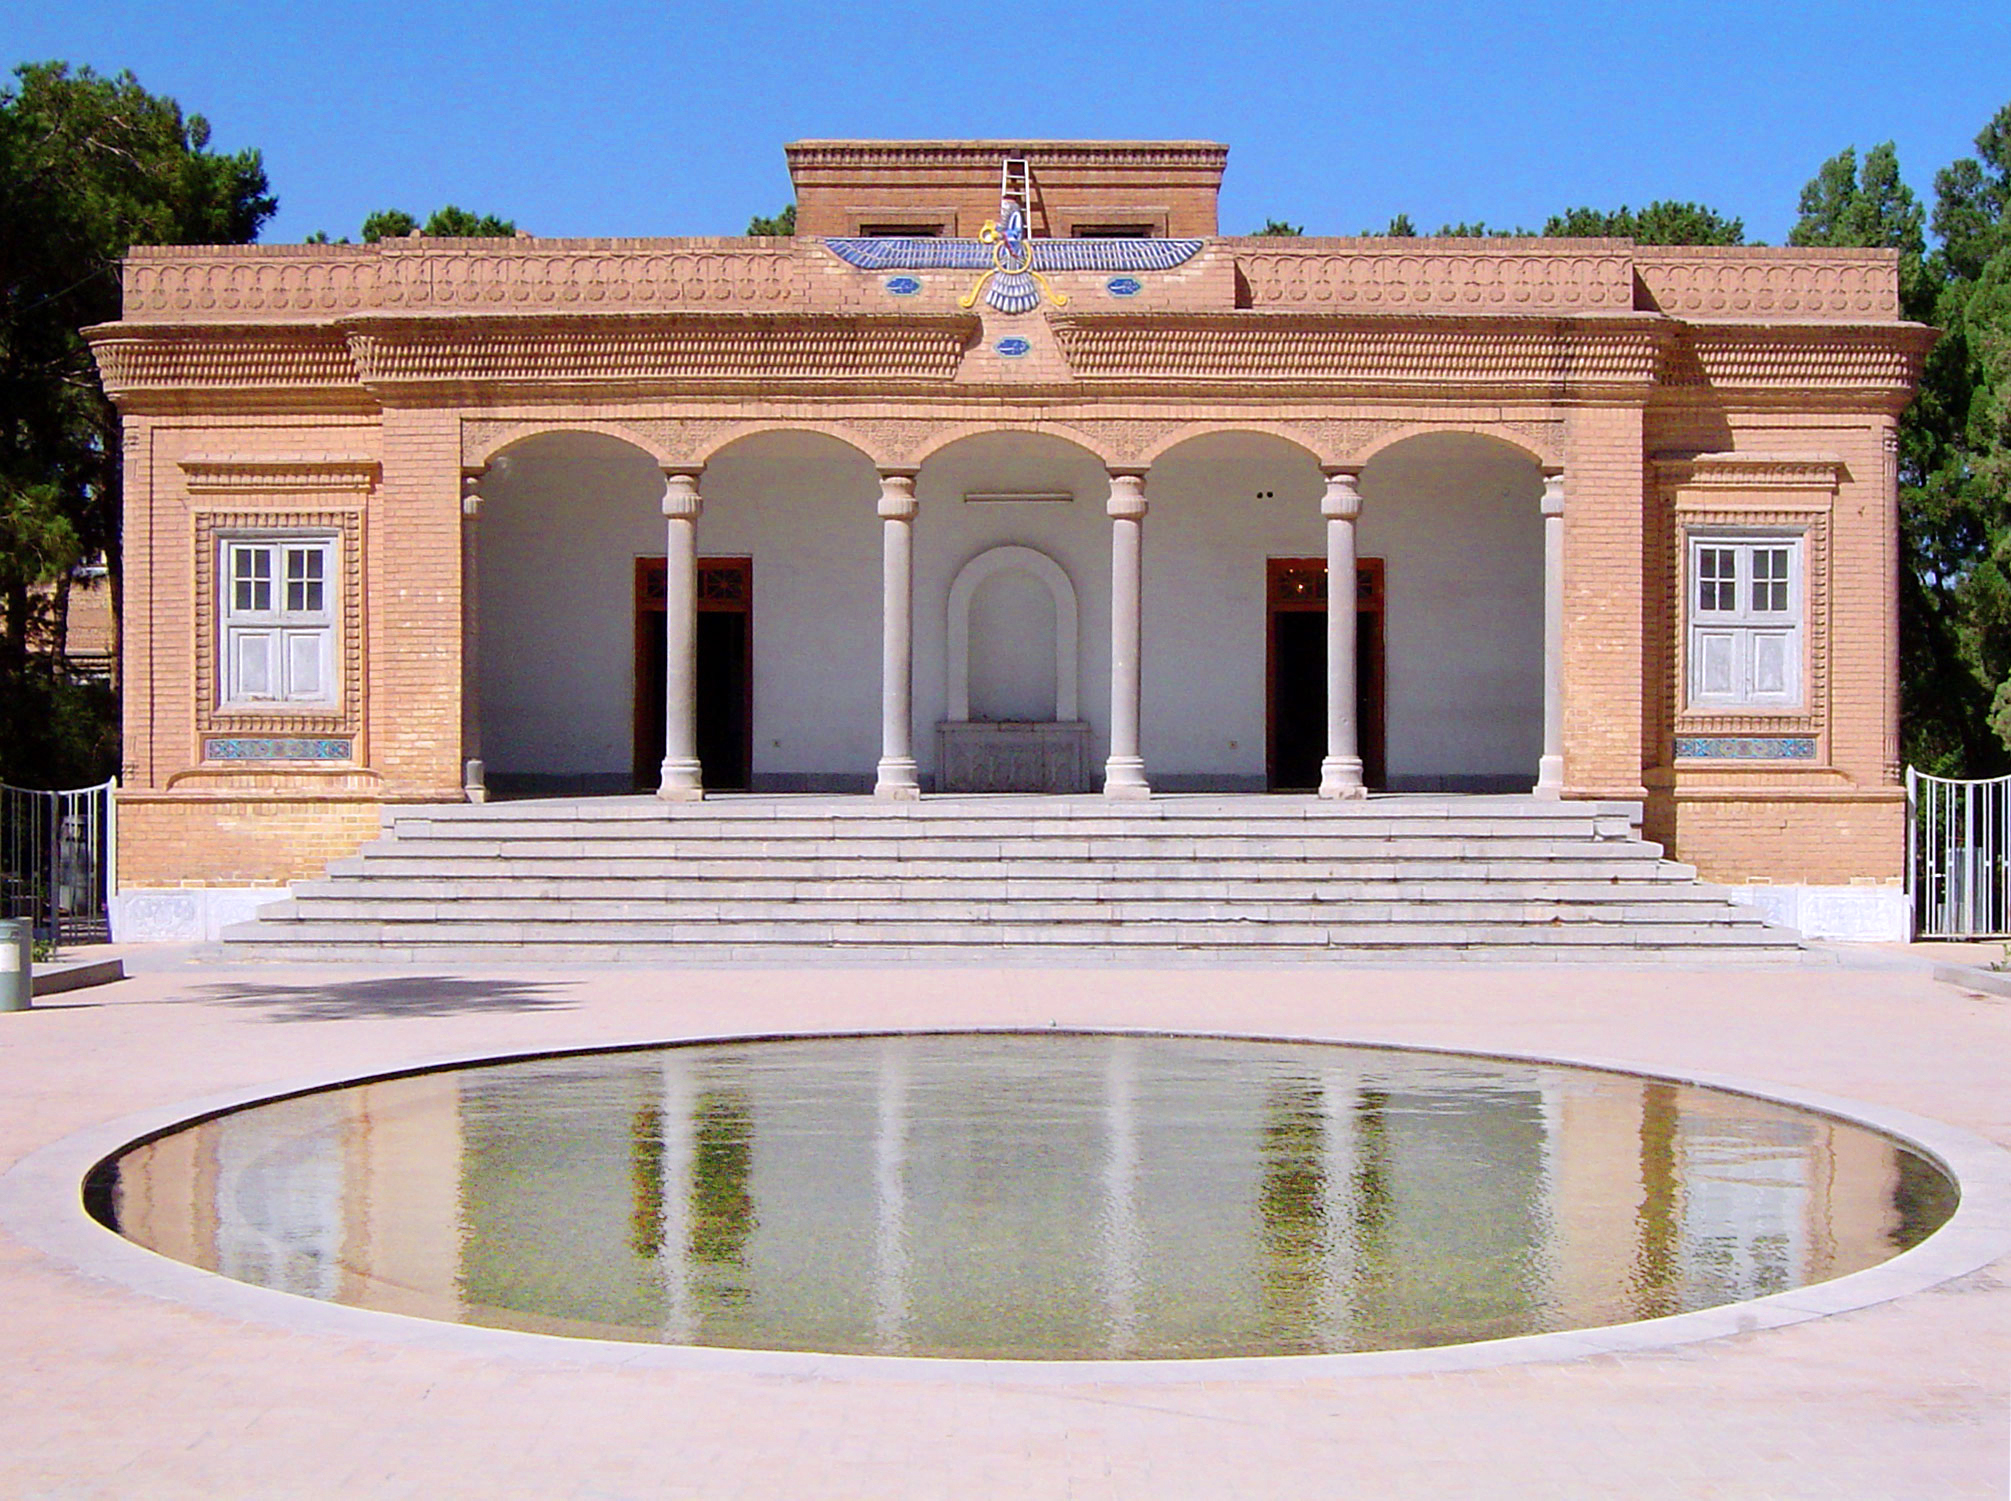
[220,794,1806,962]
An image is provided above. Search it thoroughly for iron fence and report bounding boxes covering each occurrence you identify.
[0,779,115,947]
[1906,766,2011,938]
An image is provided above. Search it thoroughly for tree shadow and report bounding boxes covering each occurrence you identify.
[193,974,577,1022]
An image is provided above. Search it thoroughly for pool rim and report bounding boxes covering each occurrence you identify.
[6,1025,2009,1386]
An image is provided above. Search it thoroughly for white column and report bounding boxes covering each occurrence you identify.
[875,470,921,800]
[658,1051,695,1345]
[459,471,487,803]
[1099,1035,1141,1356]
[658,468,705,801]
[1319,467,1366,799]
[1104,470,1151,800]
[1536,468,1566,797]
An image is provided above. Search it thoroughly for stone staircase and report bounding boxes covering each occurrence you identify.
[220,794,1806,962]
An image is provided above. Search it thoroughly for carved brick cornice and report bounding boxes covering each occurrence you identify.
[1663,323,1935,406]
[1049,312,1667,394]
[180,454,381,494]
[1636,248,1899,321]
[87,323,358,397]
[120,241,806,323]
[344,312,977,393]
[1235,244,1635,314]
[1653,452,1845,492]
[786,139,1228,174]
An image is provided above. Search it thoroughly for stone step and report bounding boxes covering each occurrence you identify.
[272,893,1769,926]
[386,817,1633,844]
[228,915,1799,949]
[288,873,1705,902]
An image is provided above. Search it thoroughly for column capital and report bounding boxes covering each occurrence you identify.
[461,469,484,518]
[1320,467,1363,520]
[1106,469,1148,520]
[660,467,704,520]
[876,469,919,521]
[1540,467,1565,517]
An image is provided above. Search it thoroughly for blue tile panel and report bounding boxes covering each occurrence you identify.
[884,275,922,296]
[1106,276,1143,297]
[994,337,1032,358]
[204,737,354,761]
[1674,736,1817,760]
[824,237,1205,273]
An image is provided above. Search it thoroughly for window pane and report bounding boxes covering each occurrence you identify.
[232,547,271,613]
[1697,632,1736,696]
[284,630,324,700]
[285,547,325,613]
[1752,548,1790,613]
[232,631,275,698]
[1751,633,1789,695]
[1697,548,1735,612]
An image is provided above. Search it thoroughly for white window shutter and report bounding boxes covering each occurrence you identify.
[1696,631,1737,698]
[284,630,326,700]
[233,630,277,699]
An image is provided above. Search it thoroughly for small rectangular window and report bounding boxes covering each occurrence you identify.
[1071,224,1156,239]
[1687,535,1803,709]
[858,223,944,238]
[221,535,336,708]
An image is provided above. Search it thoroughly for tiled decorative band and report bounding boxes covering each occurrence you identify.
[1674,736,1816,761]
[204,737,354,762]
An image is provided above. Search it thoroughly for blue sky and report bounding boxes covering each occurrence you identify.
[9,0,2010,244]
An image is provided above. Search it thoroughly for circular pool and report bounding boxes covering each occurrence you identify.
[91,1034,1957,1360]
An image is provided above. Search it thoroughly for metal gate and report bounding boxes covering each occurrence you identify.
[0,779,115,947]
[1906,766,2011,937]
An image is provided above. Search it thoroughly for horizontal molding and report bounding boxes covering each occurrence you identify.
[1050,312,1667,390]
[1636,248,1899,321]
[1667,324,1935,396]
[1654,451,1845,490]
[1236,247,1635,313]
[180,454,380,492]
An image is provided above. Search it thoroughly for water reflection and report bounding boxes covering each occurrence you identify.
[99,1036,1958,1360]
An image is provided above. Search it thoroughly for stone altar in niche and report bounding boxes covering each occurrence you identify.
[937,721,1093,793]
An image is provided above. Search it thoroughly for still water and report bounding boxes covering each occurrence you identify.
[97,1035,1956,1359]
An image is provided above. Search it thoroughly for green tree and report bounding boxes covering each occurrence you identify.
[359,206,515,242]
[745,203,796,236]
[1543,202,1746,244]
[1253,218,1303,236]
[0,61,274,784]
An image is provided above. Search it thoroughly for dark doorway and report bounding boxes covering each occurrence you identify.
[1266,558,1386,791]
[635,557,753,791]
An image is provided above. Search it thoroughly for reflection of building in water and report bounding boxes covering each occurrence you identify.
[104,1041,1944,1357]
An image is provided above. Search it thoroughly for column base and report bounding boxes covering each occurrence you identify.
[462,758,488,806]
[1534,754,1565,799]
[1103,757,1152,800]
[1318,756,1366,800]
[657,758,704,802]
[874,759,922,801]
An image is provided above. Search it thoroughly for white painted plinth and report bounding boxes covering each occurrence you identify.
[1726,885,1912,943]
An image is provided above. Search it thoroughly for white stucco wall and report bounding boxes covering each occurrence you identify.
[475,427,1543,794]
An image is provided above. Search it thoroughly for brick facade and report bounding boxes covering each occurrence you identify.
[88,140,1932,891]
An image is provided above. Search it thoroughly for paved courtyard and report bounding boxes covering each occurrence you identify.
[2,949,2008,1499]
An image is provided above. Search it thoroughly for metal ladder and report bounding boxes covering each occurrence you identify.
[1000,157,1031,223]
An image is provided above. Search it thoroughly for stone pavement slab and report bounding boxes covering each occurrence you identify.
[0,958,2007,1499]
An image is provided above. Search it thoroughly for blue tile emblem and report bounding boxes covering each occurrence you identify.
[204,736,355,762]
[1674,736,1816,761]
[884,275,922,296]
[994,336,1032,358]
[1106,276,1142,297]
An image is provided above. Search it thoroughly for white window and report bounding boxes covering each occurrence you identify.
[1687,535,1802,709]
[220,537,336,707]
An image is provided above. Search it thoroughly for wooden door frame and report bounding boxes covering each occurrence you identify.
[1265,557,1386,790]
[634,556,753,788]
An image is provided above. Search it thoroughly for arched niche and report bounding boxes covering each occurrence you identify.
[945,545,1079,723]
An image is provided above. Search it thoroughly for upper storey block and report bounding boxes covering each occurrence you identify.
[785,139,1228,239]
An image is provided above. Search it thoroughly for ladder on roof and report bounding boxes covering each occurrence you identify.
[1000,157,1031,223]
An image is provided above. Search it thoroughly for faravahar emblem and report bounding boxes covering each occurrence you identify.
[824,182,1205,315]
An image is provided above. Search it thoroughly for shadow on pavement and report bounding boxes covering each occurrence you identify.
[193,975,576,1022]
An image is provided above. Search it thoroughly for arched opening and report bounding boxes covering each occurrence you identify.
[916,433,1108,792]
[474,428,880,796]
[1359,432,1544,790]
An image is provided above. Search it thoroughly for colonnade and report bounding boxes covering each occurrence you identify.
[461,454,1570,802]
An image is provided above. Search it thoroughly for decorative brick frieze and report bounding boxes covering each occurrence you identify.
[121,240,804,322]
[1051,313,1666,393]
[180,454,381,493]
[88,325,359,396]
[1665,325,1934,403]
[345,313,977,391]
[1236,243,1635,313]
[1635,248,1900,321]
